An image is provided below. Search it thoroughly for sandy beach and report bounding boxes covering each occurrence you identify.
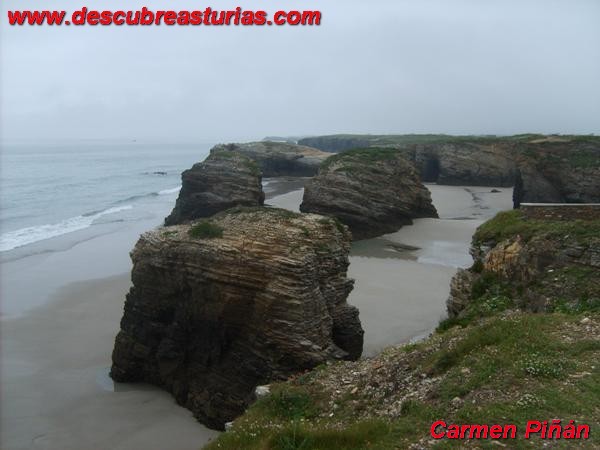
[1,180,512,450]
[269,184,513,356]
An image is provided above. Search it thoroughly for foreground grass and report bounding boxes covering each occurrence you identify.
[205,212,599,449]
[205,313,599,449]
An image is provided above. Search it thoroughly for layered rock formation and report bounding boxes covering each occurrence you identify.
[512,138,600,207]
[111,208,363,429]
[300,135,517,186]
[412,143,516,186]
[300,148,438,240]
[447,209,600,318]
[164,149,264,225]
[300,134,600,189]
[213,141,332,177]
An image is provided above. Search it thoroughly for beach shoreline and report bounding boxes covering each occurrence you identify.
[1,179,512,450]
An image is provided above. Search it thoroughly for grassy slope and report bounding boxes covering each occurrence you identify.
[319,148,401,173]
[205,213,600,450]
[303,134,600,147]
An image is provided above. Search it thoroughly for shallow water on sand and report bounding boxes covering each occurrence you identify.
[1,180,512,450]
[270,184,513,355]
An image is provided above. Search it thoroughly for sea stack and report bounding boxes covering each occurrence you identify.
[164,148,264,225]
[110,208,363,429]
[300,148,438,240]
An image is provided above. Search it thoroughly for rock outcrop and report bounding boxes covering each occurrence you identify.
[412,143,516,186]
[111,208,363,430]
[299,148,438,240]
[164,150,264,225]
[447,210,600,318]
[213,141,332,177]
[300,135,518,186]
[512,138,600,207]
[300,134,600,189]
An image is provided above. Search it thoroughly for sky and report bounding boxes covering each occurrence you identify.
[1,0,599,142]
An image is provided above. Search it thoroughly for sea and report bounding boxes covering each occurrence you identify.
[0,140,213,255]
[0,140,220,317]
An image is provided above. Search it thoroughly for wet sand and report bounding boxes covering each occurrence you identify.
[1,276,220,450]
[270,184,513,356]
[1,181,512,450]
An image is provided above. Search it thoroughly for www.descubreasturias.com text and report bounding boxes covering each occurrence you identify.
[7,7,322,26]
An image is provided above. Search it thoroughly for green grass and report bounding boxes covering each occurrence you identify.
[567,150,600,168]
[319,147,400,173]
[188,221,224,239]
[473,210,600,245]
[302,133,600,150]
[202,210,600,450]
[221,206,302,220]
[205,313,600,449]
[210,149,262,176]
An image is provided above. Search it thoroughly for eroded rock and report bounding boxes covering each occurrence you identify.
[300,148,438,240]
[212,141,332,177]
[165,149,264,225]
[111,208,363,429]
[447,211,600,318]
[513,138,600,207]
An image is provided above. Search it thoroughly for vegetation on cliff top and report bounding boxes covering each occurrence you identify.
[444,211,600,331]
[517,144,600,169]
[206,312,599,449]
[302,133,600,148]
[204,212,600,449]
[473,210,600,245]
[211,149,262,176]
[189,221,224,239]
[319,147,402,173]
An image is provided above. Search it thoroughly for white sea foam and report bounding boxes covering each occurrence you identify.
[158,186,181,195]
[0,205,133,252]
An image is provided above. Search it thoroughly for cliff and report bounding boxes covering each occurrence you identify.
[164,149,264,225]
[513,137,600,207]
[447,209,600,320]
[300,148,438,240]
[212,141,332,177]
[111,207,364,430]
[205,211,600,449]
[298,134,518,186]
[299,134,600,189]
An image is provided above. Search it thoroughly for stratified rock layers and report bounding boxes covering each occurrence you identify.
[164,150,264,225]
[212,141,332,177]
[298,136,517,186]
[300,149,438,240]
[447,211,600,318]
[110,208,363,429]
[299,134,600,193]
[513,139,600,207]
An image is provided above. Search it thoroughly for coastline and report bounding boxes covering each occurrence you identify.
[0,179,512,449]
[0,178,311,450]
[269,184,513,355]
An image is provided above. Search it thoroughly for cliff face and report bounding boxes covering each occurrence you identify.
[165,149,264,225]
[110,208,363,430]
[213,141,332,177]
[298,135,374,153]
[299,134,600,191]
[513,138,600,207]
[447,210,600,319]
[412,143,516,186]
[299,135,517,186]
[299,149,438,240]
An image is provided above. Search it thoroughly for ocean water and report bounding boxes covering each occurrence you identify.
[0,140,212,255]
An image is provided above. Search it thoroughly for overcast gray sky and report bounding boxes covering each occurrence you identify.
[1,0,599,141]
